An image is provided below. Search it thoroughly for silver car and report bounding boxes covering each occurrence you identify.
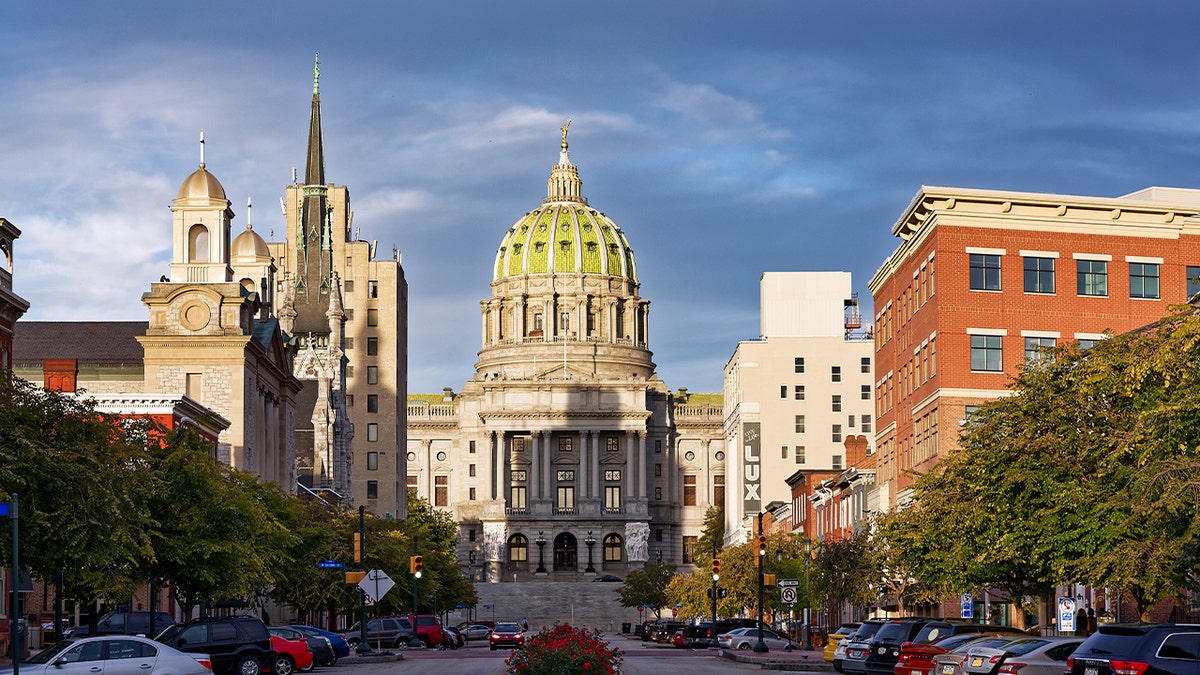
[961,636,1084,675]
[933,636,1022,675]
[717,627,798,651]
[3,635,212,675]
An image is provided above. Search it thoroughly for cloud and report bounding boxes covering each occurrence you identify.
[656,81,791,143]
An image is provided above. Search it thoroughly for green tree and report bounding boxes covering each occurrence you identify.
[618,563,676,618]
[812,530,882,622]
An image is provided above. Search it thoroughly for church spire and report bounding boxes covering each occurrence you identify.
[305,54,325,187]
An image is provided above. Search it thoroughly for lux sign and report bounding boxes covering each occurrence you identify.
[743,422,761,511]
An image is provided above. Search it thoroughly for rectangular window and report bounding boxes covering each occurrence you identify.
[605,485,621,510]
[556,470,575,481]
[780,385,787,399]
[367,337,379,356]
[469,440,476,454]
[971,334,1004,372]
[1024,256,1056,293]
[682,536,697,565]
[655,439,662,453]
[1189,266,1200,299]
[970,253,1002,291]
[794,415,806,433]
[654,487,662,500]
[512,470,527,481]
[684,475,697,506]
[654,463,662,477]
[1025,336,1056,364]
[514,438,528,453]
[367,394,378,413]
[469,529,477,542]
[831,366,842,382]
[1077,259,1108,297]
[367,452,379,471]
[655,529,663,542]
[795,446,805,464]
[367,366,379,384]
[367,423,379,442]
[794,385,805,400]
[406,475,417,497]
[435,475,448,506]
[367,480,378,500]
[832,455,843,470]
[713,474,724,503]
[832,395,842,412]
[347,394,354,407]
[605,469,621,481]
[368,280,378,298]
[557,485,575,510]
[185,373,202,400]
[469,464,476,477]
[1130,262,1160,299]
[345,337,354,350]
[367,309,379,326]
[862,414,873,433]
[558,437,573,452]
[606,437,619,452]
[848,414,856,428]
[861,356,871,373]
[469,487,476,501]
[343,280,354,294]
[1078,338,1100,350]
[832,424,842,443]
[794,357,804,373]
[861,384,871,400]
[781,445,788,460]
[510,485,527,509]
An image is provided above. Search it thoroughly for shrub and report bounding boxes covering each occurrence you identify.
[504,623,623,675]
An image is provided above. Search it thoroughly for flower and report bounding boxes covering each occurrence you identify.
[504,624,622,675]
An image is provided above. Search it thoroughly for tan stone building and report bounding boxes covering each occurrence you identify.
[723,272,874,544]
[407,125,725,581]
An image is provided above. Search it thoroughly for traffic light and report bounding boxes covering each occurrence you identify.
[763,573,777,587]
[706,587,714,599]
[353,532,362,563]
[344,570,366,585]
[718,588,727,599]
[410,555,423,577]
[711,557,720,581]
[758,535,767,557]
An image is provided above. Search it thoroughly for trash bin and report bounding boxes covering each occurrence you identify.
[622,623,631,634]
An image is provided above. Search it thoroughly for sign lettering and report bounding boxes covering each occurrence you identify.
[742,422,761,512]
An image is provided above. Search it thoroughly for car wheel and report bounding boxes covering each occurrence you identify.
[274,654,295,675]
[327,655,338,667]
[737,642,751,650]
[346,639,359,650]
[393,637,408,650]
[237,656,264,675]
[490,645,497,651]
[785,644,796,652]
[299,657,315,672]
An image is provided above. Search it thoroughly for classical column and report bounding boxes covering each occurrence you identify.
[642,302,650,346]
[702,438,712,506]
[423,439,434,497]
[625,431,635,501]
[580,431,589,499]
[531,431,541,501]
[638,431,648,500]
[490,431,500,501]
[542,431,552,500]
[516,296,525,338]
[592,432,601,501]
[480,305,489,348]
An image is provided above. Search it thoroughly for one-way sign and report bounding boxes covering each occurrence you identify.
[778,578,801,587]
[359,568,395,602]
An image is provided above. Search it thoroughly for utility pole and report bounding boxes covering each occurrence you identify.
[754,511,768,653]
[7,494,19,675]
[356,506,369,654]
[710,538,718,642]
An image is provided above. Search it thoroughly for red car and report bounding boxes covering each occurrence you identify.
[270,633,314,675]
[897,634,1005,675]
[489,622,526,651]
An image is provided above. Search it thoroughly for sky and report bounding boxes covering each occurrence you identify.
[4,1,1200,394]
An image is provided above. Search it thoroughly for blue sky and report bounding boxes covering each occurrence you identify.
[4,2,1200,394]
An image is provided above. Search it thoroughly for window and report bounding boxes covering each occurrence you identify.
[795,446,806,464]
[367,452,379,471]
[605,469,621,481]
[469,487,476,501]
[848,414,856,428]
[970,253,1002,290]
[654,463,662,477]
[861,384,871,400]
[1189,266,1200,299]
[435,475,448,506]
[780,385,787,399]
[862,414,873,432]
[367,309,379,326]
[368,280,378,298]
[604,534,623,562]
[469,440,476,454]
[1025,336,1056,364]
[406,475,418,497]
[557,484,575,510]
[795,385,805,400]
[469,464,476,477]
[508,534,528,563]
[558,437,573,452]
[831,366,842,382]
[367,366,379,384]
[832,395,842,412]
[367,337,378,356]
[510,485,527,509]
[1077,259,1108,296]
[367,394,378,413]
[684,475,697,506]
[469,528,477,542]
[713,475,724,503]
[781,446,788,460]
[367,480,378,500]
[655,439,662,453]
[861,356,871,373]
[605,486,621,510]
[832,424,842,443]
[794,415,806,433]
[188,224,209,263]
[185,373,202,400]
[654,487,662,500]
[606,437,619,452]
[1130,262,1160,299]
[345,337,354,350]
[1078,338,1101,350]
[347,394,354,407]
[794,357,804,373]
[367,423,378,442]
[512,470,527,481]
[655,529,663,542]
[682,536,697,565]
[1024,256,1055,293]
[832,455,843,470]
[344,309,354,321]
[343,280,354,294]
[971,335,1003,372]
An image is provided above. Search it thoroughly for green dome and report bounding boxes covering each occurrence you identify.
[493,204,637,281]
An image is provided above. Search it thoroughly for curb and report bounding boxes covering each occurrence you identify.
[716,648,835,672]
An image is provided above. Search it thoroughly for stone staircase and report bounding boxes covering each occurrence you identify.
[444,580,649,634]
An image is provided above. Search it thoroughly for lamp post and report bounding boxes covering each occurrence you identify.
[585,531,596,573]
[803,538,813,650]
[776,547,784,638]
[535,531,547,573]
[754,512,769,653]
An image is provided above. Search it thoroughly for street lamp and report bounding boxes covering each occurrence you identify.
[803,538,813,650]
[754,512,769,653]
[535,531,547,573]
[585,531,596,573]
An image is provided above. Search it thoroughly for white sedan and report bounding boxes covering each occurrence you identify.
[717,627,798,651]
[2,635,212,675]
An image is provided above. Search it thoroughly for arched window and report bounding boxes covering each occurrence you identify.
[189,224,209,263]
[603,534,623,563]
[508,534,528,566]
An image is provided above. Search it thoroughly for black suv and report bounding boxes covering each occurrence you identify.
[864,618,941,675]
[1068,623,1200,675]
[156,616,276,675]
[63,611,175,638]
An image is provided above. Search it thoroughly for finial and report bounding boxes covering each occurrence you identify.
[247,197,253,229]
[560,118,571,150]
[313,54,320,95]
[199,130,205,167]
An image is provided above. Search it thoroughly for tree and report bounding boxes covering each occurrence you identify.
[618,563,676,618]
[811,530,882,623]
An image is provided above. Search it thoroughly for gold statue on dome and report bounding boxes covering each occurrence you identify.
[561,118,571,149]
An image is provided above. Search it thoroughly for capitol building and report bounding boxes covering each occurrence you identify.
[406,123,727,582]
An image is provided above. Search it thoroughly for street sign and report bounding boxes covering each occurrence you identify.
[778,578,801,587]
[780,586,798,604]
[0,502,8,517]
[1058,597,1077,633]
[960,593,973,619]
[318,559,344,569]
[359,568,395,602]
[636,605,644,612]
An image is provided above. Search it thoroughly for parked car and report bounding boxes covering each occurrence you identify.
[592,575,623,582]
[864,618,942,675]
[441,627,465,649]
[270,627,331,669]
[897,633,1023,675]
[962,636,1084,675]
[155,616,276,675]
[408,614,444,648]
[489,623,526,651]
[913,622,1027,645]
[650,620,687,644]
[671,629,686,648]
[683,623,717,648]
[10,635,212,675]
[843,620,890,674]
[461,623,494,641]
[268,632,313,675]
[345,616,414,650]
[826,623,863,662]
[932,636,1023,675]
[62,611,176,639]
[717,627,798,651]
[287,626,349,660]
[1068,623,1200,675]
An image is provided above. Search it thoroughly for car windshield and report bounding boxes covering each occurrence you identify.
[496,624,521,633]
[156,624,183,642]
[26,641,73,664]
[876,623,913,642]
[999,639,1050,656]
[854,623,885,642]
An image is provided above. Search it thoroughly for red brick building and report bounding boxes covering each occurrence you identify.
[869,185,1200,508]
